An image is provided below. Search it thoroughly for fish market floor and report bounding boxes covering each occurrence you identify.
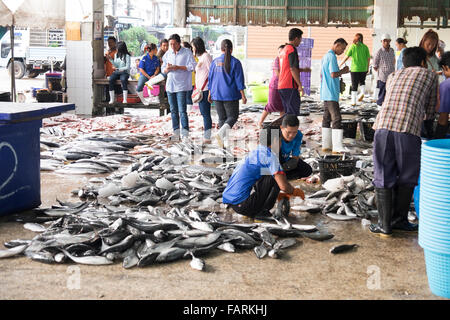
[0,106,443,300]
[0,172,441,300]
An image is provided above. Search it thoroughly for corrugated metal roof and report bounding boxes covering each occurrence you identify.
[399,0,450,28]
[187,0,374,27]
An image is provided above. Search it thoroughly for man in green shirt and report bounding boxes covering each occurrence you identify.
[340,33,371,106]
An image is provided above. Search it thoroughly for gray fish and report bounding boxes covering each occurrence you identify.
[330,244,358,254]
[326,213,357,221]
[0,244,28,259]
[274,238,298,250]
[268,249,281,259]
[254,244,268,259]
[189,253,206,271]
[23,223,46,233]
[326,189,345,201]
[26,251,56,264]
[61,249,113,265]
[176,232,221,249]
[308,190,331,199]
[188,221,214,233]
[217,242,235,253]
[155,247,187,263]
[123,251,139,269]
[99,235,135,255]
[299,231,334,242]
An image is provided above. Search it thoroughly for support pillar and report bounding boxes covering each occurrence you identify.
[373,0,399,53]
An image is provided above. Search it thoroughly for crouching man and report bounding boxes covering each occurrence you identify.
[370,47,438,237]
[279,114,313,180]
[222,126,305,219]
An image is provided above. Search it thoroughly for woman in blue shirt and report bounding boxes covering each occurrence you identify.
[395,38,407,70]
[108,41,131,104]
[208,40,247,148]
[136,43,160,106]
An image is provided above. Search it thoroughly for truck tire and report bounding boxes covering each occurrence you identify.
[8,60,26,79]
[28,70,40,78]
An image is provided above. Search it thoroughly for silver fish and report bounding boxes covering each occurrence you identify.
[189,253,206,271]
[0,244,28,259]
[326,213,357,221]
[254,244,268,259]
[61,249,113,265]
[217,242,235,253]
[23,223,47,233]
[274,238,297,250]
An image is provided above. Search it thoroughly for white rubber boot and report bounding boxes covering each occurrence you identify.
[137,91,150,106]
[123,90,128,104]
[373,88,380,103]
[322,127,332,151]
[332,129,349,154]
[109,91,115,105]
[358,85,366,102]
[215,123,230,148]
[351,91,358,106]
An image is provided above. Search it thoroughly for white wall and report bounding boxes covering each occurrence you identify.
[373,0,399,53]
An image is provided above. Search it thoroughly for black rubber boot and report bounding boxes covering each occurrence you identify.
[434,123,449,140]
[369,188,393,237]
[391,186,418,232]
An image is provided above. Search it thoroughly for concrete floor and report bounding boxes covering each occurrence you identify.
[0,170,442,300]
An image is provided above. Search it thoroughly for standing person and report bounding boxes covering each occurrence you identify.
[223,126,305,219]
[339,33,371,105]
[370,47,438,237]
[136,43,160,106]
[162,34,197,141]
[373,34,396,106]
[257,45,286,128]
[419,29,442,75]
[208,39,247,148]
[104,36,118,78]
[419,30,442,138]
[182,42,195,110]
[278,28,311,116]
[108,41,131,105]
[279,114,313,181]
[157,39,169,65]
[435,52,450,139]
[395,38,408,70]
[191,37,213,143]
[321,38,351,153]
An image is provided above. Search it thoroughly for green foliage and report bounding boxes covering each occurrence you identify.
[119,27,158,56]
[191,26,225,47]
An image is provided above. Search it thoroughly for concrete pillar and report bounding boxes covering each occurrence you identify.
[373,0,399,54]
[65,0,104,115]
[173,0,186,28]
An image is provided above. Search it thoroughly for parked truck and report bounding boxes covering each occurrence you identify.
[0,28,66,79]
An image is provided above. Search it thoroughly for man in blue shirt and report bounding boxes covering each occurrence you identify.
[320,38,350,153]
[162,34,197,141]
[223,127,305,219]
[279,115,312,181]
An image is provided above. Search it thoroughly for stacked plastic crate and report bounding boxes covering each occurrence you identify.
[297,38,314,96]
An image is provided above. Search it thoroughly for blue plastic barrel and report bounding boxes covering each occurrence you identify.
[418,139,450,298]
[424,250,450,299]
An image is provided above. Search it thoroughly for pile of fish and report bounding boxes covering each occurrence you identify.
[0,201,334,270]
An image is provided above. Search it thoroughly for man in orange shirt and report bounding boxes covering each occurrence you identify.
[104,36,118,77]
[278,28,311,116]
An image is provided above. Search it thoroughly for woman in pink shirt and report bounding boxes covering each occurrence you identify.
[191,37,213,143]
[258,45,286,128]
